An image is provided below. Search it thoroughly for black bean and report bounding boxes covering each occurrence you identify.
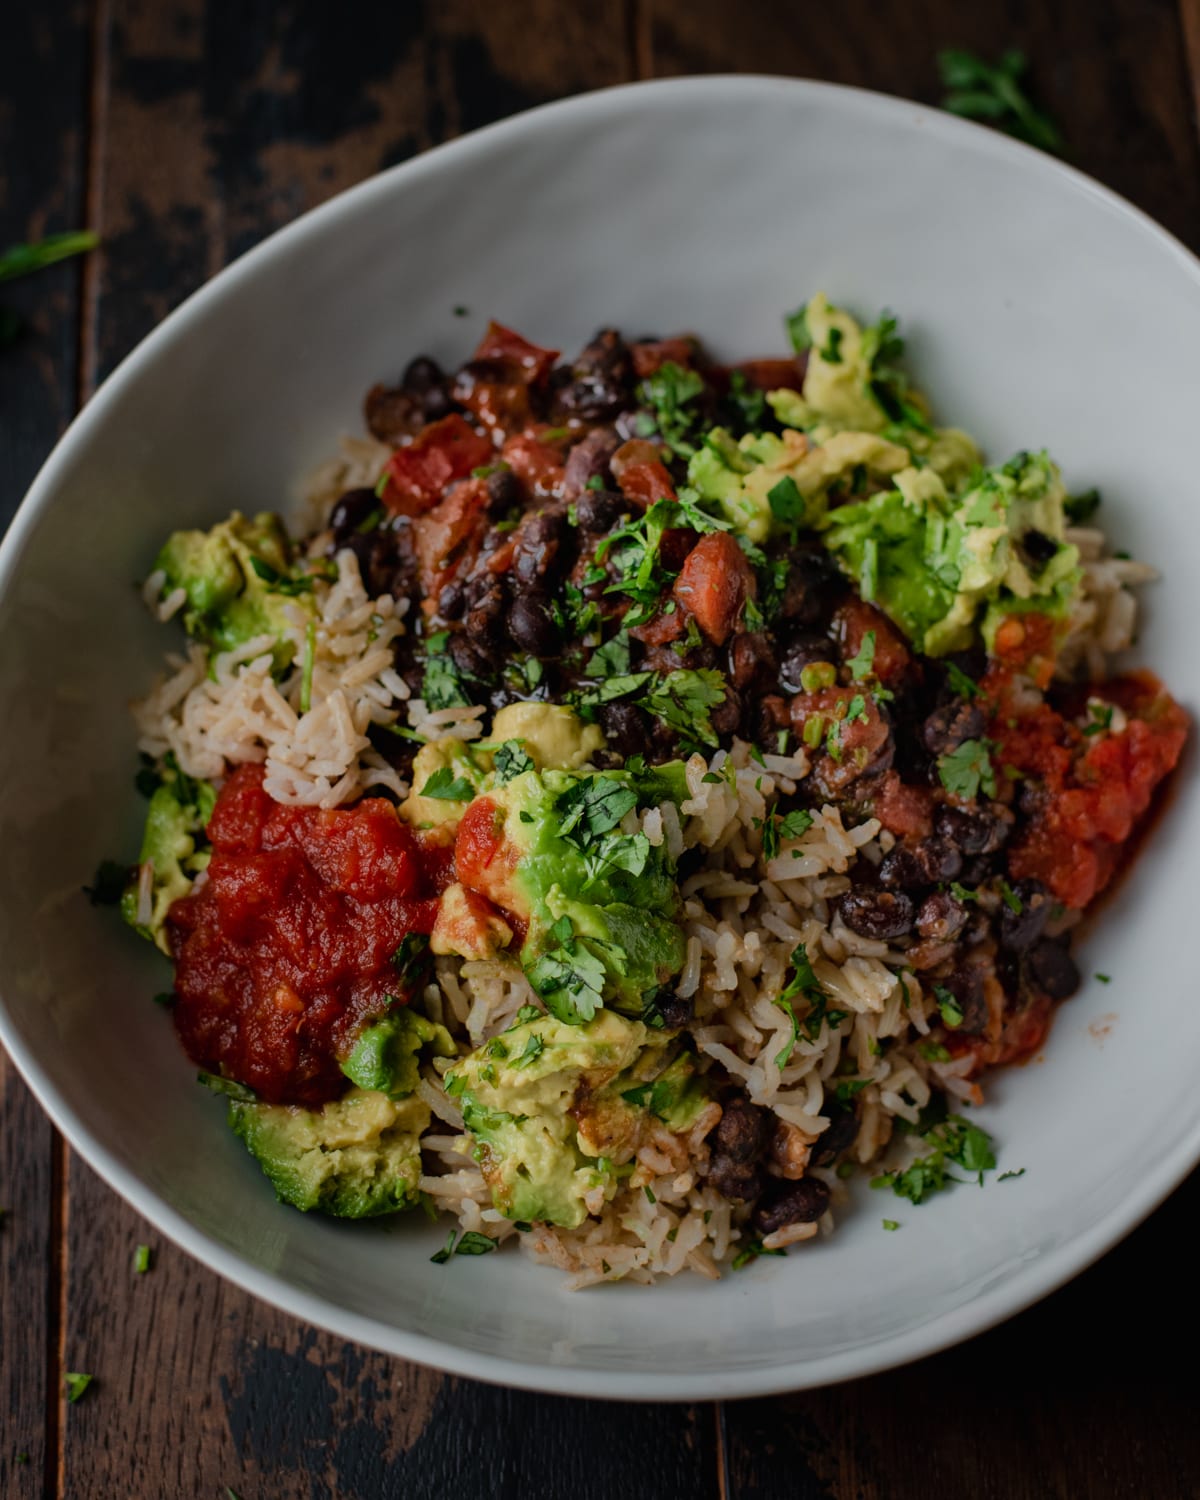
[934,803,1013,856]
[562,426,620,500]
[997,880,1052,952]
[915,890,969,942]
[810,1106,859,1168]
[709,1160,766,1202]
[329,487,381,545]
[922,700,985,756]
[730,632,777,693]
[448,632,491,680]
[507,593,560,656]
[1027,938,1081,1000]
[878,837,963,890]
[485,467,522,514]
[709,686,743,739]
[778,633,838,692]
[779,551,841,628]
[344,532,397,599]
[364,384,423,444]
[711,1096,770,1164]
[553,330,633,421]
[1021,528,1058,569]
[402,355,444,394]
[839,889,914,941]
[436,579,466,621]
[574,487,627,534]
[598,701,646,759]
[513,510,568,586]
[752,1178,831,1236]
[940,965,989,1034]
[654,992,694,1029]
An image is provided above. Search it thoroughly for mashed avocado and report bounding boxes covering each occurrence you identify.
[154,511,310,672]
[821,450,1081,655]
[120,757,216,954]
[340,1008,456,1098]
[472,761,690,1022]
[228,1087,429,1217]
[446,1009,710,1227]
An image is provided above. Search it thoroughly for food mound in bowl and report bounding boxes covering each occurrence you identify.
[102,295,1187,1285]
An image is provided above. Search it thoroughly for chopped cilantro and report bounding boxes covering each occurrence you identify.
[1095,973,1111,984]
[773,996,801,1068]
[882,1219,900,1231]
[934,985,964,1029]
[644,1185,657,1204]
[555,777,639,843]
[998,880,1023,915]
[390,934,430,988]
[725,369,768,432]
[493,740,534,782]
[1082,701,1114,737]
[767,475,805,525]
[421,630,474,709]
[638,361,706,457]
[938,49,1063,154]
[420,767,475,801]
[248,554,316,598]
[585,628,632,680]
[998,1168,1026,1182]
[785,304,811,353]
[585,474,606,491]
[526,919,607,1026]
[514,1004,542,1025]
[938,738,997,800]
[948,882,979,904]
[430,1229,457,1264]
[197,1071,257,1102]
[731,1237,786,1270]
[134,1244,151,1274]
[758,806,814,862]
[945,662,980,700]
[918,1041,952,1062]
[871,1113,997,1205]
[635,669,726,751]
[454,1230,497,1256]
[299,618,316,715]
[64,1372,93,1404]
[0,230,99,283]
[835,1077,869,1104]
[1064,487,1103,524]
[779,942,846,1041]
[846,631,876,681]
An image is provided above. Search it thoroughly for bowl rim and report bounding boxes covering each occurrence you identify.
[3,71,1200,1401]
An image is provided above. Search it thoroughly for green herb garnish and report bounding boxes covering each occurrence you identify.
[938,738,996,800]
[64,1372,94,1404]
[937,48,1063,154]
[420,767,475,801]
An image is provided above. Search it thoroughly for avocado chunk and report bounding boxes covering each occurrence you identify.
[153,511,309,672]
[228,1087,429,1217]
[120,757,216,954]
[446,1010,711,1228]
[820,449,1081,656]
[340,1008,456,1098]
[456,762,690,1023]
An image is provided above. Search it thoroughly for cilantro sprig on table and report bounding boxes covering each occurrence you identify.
[0,231,99,347]
[937,49,1063,155]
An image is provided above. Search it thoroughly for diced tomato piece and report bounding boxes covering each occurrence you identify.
[630,609,687,647]
[618,461,677,509]
[727,357,806,392]
[500,432,566,497]
[672,531,755,646]
[454,796,522,919]
[472,321,559,385]
[410,477,490,596]
[630,337,698,378]
[869,771,933,839]
[834,598,911,685]
[379,414,493,516]
[991,612,1058,687]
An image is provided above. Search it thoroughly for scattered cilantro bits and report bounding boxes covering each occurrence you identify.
[938,738,997,800]
[937,48,1063,154]
[871,1114,998,1205]
[134,1244,151,1274]
[882,1219,900,1232]
[64,1372,94,1404]
[431,1228,497,1263]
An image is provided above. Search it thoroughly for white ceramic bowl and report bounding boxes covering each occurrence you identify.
[2,76,1198,1400]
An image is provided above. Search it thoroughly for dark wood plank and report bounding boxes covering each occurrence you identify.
[724,1169,1200,1500]
[644,0,1200,251]
[58,7,709,1498]
[0,4,92,1497]
[1181,0,1200,132]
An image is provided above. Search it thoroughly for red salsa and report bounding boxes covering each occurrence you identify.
[168,765,452,1105]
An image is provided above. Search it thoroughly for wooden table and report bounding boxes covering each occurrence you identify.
[4,3,1200,1495]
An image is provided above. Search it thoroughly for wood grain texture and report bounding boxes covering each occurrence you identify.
[3,1,1200,1495]
[645,0,1200,251]
[0,6,91,1498]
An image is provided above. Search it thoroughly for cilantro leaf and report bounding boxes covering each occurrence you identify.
[725,370,768,433]
[934,984,964,1029]
[767,475,805,525]
[785,305,811,353]
[731,1237,787,1270]
[937,48,1064,154]
[585,628,632,680]
[1065,487,1101,524]
[638,361,706,457]
[454,1230,498,1256]
[493,740,534,782]
[64,1372,94,1404]
[134,1244,151,1274]
[635,669,726,751]
[555,777,639,843]
[390,933,430,988]
[945,662,980,700]
[0,230,99,284]
[421,630,474,709]
[846,631,876,681]
[526,926,607,1025]
[430,1229,457,1264]
[420,767,475,801]
[937,738,997,800]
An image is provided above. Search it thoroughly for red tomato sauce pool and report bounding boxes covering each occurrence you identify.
[167,765,453,1105]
